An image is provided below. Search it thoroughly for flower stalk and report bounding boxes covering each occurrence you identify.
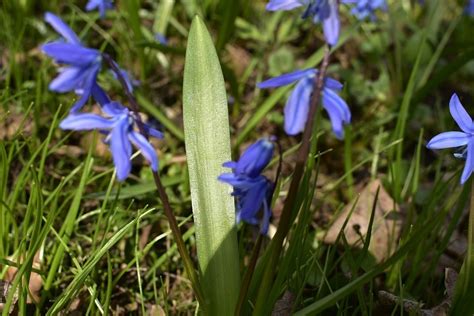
[253,45,331,314]
[102,53,206,309]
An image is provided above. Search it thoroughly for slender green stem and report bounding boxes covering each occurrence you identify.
[102,53,205,309]
[253,46,331,314]
[235,234,263,316]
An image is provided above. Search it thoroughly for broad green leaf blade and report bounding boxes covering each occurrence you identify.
[183,15,240,315]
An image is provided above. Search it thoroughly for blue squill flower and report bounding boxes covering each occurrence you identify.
[218,138,275,234]
[86,0,114,18]
[466,0,474,16]
[266,0,340,46]
[60,102,163,180]
[427,93,474,184]
[42,12,106,112]
[258,68,351,139]
[342,0,387,20]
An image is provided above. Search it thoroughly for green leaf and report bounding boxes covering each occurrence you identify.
[182,15,240,315]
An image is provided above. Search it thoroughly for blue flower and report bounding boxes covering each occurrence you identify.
[155,33,169,45]
[60,102,163,180]
[258,68,351,139]
[466,0,474,16]
[86,0,114,18]
[218,138,275,234]
[266,0,340,46]
[427,93,474,184]
[342,0,387,20]
[42,12,106,112]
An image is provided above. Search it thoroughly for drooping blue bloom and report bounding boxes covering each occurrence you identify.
[218,138,275,234]
[266,0,340,46]
[427,93,474,184]
[42,12,106,112]
[258,68,351,139]
[341,0,387,20]
[60,102,163,180]
[86,0,114,18]
[466,0,474,16]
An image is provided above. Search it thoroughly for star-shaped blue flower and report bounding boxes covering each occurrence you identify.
[42,12,107,112]
[218,138,275,234]
[60,102,163,181]
[427,93,474,184]
[86,0,114,19]
[258,68,351,139]
[266,0,340,46]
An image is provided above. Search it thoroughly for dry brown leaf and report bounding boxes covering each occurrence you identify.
[147,304,166,316]
[324,179,401,262]
[0,109,33,141]
[2,252,42,305]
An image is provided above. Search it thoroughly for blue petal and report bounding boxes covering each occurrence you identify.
[49,67,85,92]
[59,113,114,130]
[461,140,474,184]
[427,132,470,150]
[218,173,263,189]
[110,117,132,181]
[237,179,268,223]
[322,0,340,46]
[223,161,238,169]
[284,77,313,135]
[44,12,81,45]
[143,124,164,139]
[42,43,100,66]
[91,83,110,106]
[258,69,315,89]
[322,87,351,139]
[324,77,343,91]
[449,93,473,133]
[129,131,159,171]
[235,138,274,177]
[102,101,128,116]
[70,64,101,112]
[155,33,168,45]
[266,0,305,11]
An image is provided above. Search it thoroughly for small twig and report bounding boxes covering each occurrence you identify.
[102,53,206,309]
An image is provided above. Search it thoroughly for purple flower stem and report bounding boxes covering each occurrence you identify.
[102,53,206,309]
[253,45,332,314]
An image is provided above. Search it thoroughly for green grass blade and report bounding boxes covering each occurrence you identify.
[182,15,240,315]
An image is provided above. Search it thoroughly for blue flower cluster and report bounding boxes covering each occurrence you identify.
[266,0,387,46]
[219,139,275,234]
[42,13,161,181]
[86,0,114,19]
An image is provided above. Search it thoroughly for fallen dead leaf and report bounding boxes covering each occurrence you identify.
[2,251,42,305]
[147,304,166,316]
[323,179,401,263]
